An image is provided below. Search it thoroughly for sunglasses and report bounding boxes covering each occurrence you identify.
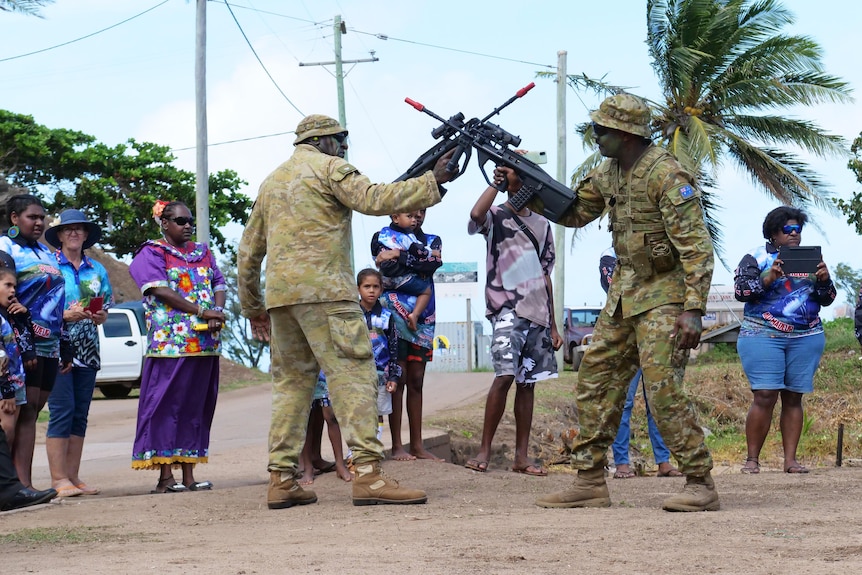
[781,224,802,235]
[169,216,195,226]
[592,122,610,137]
[331,132,348,144]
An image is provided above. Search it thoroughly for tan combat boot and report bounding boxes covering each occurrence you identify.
[661,472,720,512]
[534,467,611,508]
[352,462,427,506]
[267,471,318,510]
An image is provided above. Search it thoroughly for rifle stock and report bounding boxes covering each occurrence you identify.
[396,83,576,223]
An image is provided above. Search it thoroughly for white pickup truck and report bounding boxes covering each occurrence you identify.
[95,302,146,398]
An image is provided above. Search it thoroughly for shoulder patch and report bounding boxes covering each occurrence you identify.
[666,182,700,206]
[331,162,360,182]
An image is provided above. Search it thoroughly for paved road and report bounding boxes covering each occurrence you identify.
[30,371,492,494]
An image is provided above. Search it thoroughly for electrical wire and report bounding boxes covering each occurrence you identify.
[0,0,171,63]
[170,130,295,152]
[349,28,555,69]
[221,0,304,116]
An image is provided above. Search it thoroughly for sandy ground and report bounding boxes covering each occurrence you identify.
[4,372,862,575]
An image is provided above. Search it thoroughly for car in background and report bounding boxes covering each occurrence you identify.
[562,306,602,371]
[95,301,146,398]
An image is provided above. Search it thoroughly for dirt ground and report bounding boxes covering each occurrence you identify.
[4,376,862,575]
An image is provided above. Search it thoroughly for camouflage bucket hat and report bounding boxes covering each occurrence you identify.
[294,114,348,145]
[589,94,651,138]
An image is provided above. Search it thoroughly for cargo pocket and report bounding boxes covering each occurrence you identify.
[646,232,677,273]
[327,311,373,359]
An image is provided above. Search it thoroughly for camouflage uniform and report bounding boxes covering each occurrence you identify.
[237,115,442,475]
[547,95,715,476]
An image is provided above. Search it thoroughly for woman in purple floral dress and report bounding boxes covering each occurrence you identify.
[129,201,226,493]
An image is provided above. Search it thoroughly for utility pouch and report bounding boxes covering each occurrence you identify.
[646,232,677,273]
[630,250,654,280]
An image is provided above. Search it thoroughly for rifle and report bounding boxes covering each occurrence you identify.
[395,83,577,223]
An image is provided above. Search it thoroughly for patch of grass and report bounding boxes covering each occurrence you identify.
[220,374,270,392]
[0,526,154,545]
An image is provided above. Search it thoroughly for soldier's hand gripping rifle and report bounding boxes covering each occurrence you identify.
[395,82,576,223]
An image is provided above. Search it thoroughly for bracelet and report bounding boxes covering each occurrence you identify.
[212,306,224,313]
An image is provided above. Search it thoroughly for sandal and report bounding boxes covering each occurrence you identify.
[151,478,188,494]
[465,459,488,473]
[613,466,636,479]
[184,481,213,491]
[740,457,760,474]
[784,463,809,474]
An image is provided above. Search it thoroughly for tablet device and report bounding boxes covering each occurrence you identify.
[85,296,103,314]
[778,246,821,275]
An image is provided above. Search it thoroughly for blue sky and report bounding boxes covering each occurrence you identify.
[2,0,860,326]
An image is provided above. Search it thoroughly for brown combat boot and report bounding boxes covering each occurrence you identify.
[267,471,318,510]
[352,462,427,506]
[534,467,611,508]
[661,472,720,512]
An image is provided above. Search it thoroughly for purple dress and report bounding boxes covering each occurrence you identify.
[128,239,226,470]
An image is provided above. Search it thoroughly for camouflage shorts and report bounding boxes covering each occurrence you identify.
[490,309,558,386]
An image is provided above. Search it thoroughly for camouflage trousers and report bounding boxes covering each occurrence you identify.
[571,303,713,476]
[268,302,383,475]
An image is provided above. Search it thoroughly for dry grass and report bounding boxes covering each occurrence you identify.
[431,317,862,472]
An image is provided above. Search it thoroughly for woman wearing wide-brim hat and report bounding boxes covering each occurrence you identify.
[44,208,114,497]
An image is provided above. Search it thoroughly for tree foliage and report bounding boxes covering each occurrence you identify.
[541,0,853,258]
[832,262,862,307]
[833,133,862,235]
[0,0,54,17]
[0,110,251,258]
[218,256,268,369]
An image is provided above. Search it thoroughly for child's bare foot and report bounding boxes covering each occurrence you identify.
[390,448,417,461]
[298,468,315,486]
[411,447,444,462]
[335,463,353,482]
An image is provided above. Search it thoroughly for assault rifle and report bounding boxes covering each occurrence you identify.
[395,82,576,222]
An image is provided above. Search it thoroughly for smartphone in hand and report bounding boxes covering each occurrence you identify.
[85,297,104,314]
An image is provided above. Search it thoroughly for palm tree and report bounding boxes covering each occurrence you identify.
[0,0,54,17]
[551,0,853,255]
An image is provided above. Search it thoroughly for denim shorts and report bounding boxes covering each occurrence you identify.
[737,332,825,393]
[46,366,98,438]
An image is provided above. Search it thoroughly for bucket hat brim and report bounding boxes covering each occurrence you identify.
[45,209,102,249]
[589,109,652,138]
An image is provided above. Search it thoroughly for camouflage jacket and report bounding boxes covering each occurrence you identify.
[237,144,441,315]
[548,145,713,318]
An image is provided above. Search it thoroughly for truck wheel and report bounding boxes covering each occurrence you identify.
[572,350,584,372]
[100,385,132,399]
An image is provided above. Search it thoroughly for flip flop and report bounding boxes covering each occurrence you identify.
[785,464,809,474]
[150,482,188,494]
[465,459,488,473]
[55,484,83,498]
[511,464,548,477]
[75,483,101,495]
[313,461,337,476]
[185,481,213,491]
[657,468,683,477]
[613,469,636,479]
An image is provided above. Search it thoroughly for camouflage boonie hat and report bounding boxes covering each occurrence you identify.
[589,94,651,138]
[294,114,348,145]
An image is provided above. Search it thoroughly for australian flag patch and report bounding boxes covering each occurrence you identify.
[679,185,694,200]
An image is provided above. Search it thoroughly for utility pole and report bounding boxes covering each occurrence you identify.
[298,14,379,162]
[194,0,210,243]
[554,50,567,368]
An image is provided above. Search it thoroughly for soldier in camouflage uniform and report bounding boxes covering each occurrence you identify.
[237,114,456,509]
[530,94,720,512]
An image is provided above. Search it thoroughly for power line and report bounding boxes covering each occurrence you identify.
[0,0,171,63]
[349,28,555,69]
[171,130,295,152]
[221,0,304,116]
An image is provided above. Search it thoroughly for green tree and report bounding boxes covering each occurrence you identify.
[832,262,862,306]
[834,133,862,234]
[218,256,268,369]
[547,0,852,256]
[0,0,54,17]
[0,110,251,258]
